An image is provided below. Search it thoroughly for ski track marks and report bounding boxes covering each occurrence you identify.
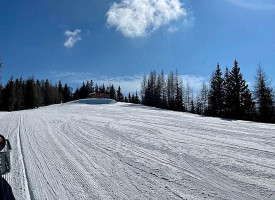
[0,103,274,200]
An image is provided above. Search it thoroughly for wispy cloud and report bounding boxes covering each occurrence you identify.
[106,0,187,38]
[167,26,178,33]
[51,71,208,94]
[64,29,81,48]
[226,0,275,10]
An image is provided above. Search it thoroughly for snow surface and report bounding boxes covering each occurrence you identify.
[0,103,275,200]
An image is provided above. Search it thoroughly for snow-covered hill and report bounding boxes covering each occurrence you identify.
[1,103,274,200]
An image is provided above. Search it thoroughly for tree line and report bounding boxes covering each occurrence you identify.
[0,76,72,111]
[0,59,139,111]
[140,60,275,123]
[0,77,140,111]
[74,80,140,104]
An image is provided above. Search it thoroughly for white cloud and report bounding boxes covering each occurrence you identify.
[106,0,187,38]
[64,29,81,48]
[226,0,275,10]
[167,26,178,33]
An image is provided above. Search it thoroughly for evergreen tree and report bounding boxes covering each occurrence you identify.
[63,84,71,103]
[109,84,116,100]
[14,78,24,110]
[253,65,274,122]
[128,92,131,103]
[35,79,43,107]
[58,80,63,103]
[24,77,36,109]
[3,77,16,111]
[74,87,80,100]
[43,79,51,105]
[116,86,123,102]
[208,64,224,116]
[223,67,231,117]
[227,60,254,119]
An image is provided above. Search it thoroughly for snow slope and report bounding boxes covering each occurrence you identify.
[0,103,274,200]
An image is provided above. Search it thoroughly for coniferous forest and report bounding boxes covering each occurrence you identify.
[1,60,275,124]
[141,60,275,124]
[0,61,138,111]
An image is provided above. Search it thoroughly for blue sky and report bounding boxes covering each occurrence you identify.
[0,0,275,93]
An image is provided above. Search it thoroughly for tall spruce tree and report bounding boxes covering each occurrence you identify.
[253,65,274,122]
[63,84,71,103]
[208,64,224,116]
[58,81,63,103]
[227,60,255,119]
[109,84,116,100]
[116,86,123,102]
[223,67,231,117]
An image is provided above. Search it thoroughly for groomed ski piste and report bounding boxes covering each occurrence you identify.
[0,100,274,200]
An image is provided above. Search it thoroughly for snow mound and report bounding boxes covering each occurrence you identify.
[77,98,116,105]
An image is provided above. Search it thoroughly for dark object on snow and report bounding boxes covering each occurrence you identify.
[0,135,12,176]
[0,178,15,200]
[0,134,15,200]
[0,135,5,151]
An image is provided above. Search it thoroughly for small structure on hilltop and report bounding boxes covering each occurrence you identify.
[89,92,110,99]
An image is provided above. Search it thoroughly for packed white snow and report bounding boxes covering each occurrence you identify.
[0,103,274,200]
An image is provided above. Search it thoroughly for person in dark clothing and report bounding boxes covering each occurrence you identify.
[0,177,16,200]
[0,134,16,200]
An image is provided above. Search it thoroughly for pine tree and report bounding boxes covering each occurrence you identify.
[223,67,231,117]
[208,64,224,116]
[116,86,123,102]
[3,77,16,111]
[63,84,71,103]
[109,84,116,100]
[43,79,51,105]
[24,77,36,109]
[74,87,80,100]
[14,78,24,110]
[253,65,274,122]
[58,81,63,103]
[35,79,43,107]
[227,60,255,119]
